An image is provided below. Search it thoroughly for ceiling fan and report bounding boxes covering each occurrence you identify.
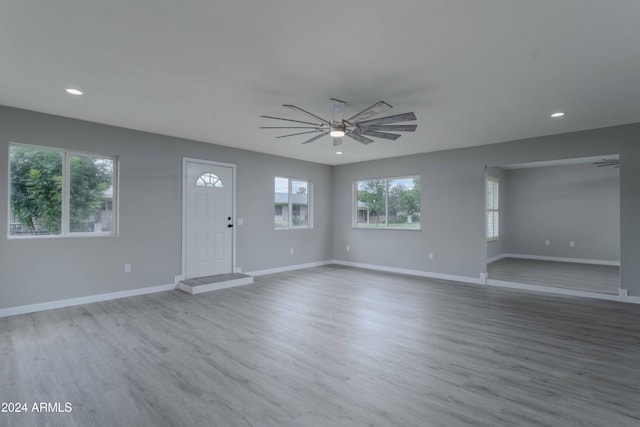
[260,98,417,146]
[593,158,620,168]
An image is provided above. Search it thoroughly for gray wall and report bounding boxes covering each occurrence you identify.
[333,123,640,295]
[486,166,506,260]
[0,106,333,309]
[2,105,640,309]
[504,163,619,261]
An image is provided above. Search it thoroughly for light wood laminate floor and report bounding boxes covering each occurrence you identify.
[2,265,639,426]
[487,257,620,294]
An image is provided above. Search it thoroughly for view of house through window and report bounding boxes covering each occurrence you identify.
[275,176,311,229]
[9,144,117,237]
[355,176,421,229]
[69,154,115,233]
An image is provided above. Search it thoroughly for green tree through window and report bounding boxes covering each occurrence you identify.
[10,146,63,234]
[9,145,116,236]
[356,176,421,229]
[69,155,113,232]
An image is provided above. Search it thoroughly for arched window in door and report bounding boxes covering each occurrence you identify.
[196,172,223,188]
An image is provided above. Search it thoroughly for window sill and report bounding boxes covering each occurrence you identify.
[274,227,313,231]
[353,227,421,231]
[8,233,118,240]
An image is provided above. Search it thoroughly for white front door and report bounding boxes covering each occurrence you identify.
[185,161,234,278]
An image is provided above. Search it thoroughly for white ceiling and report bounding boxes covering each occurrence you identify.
[1,1,639,166]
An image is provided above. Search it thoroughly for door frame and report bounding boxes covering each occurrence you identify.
[181,157,237,279]
[483,158,622,299]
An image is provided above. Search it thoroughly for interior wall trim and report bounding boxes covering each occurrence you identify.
[245,260,334,277]
[486,254,508,264]
[488,253,620,266]
[0,283,177,318]
[332,260,485,285]
[486,279,638,304]
[619,294,640,304]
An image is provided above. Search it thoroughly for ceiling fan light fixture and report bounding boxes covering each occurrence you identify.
[330,127,346,138]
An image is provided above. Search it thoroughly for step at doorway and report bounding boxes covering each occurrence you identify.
[178,273,254,295]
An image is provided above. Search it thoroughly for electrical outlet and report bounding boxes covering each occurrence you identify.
[570,241,575,247]
[428,252,434,260]
[290,248,294,255]
[346,245,350,252]
[545,240,550,246]
[124,263,131,273]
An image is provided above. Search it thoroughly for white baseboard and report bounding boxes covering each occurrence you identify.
[618,288,640,303]
[486,254,507,264]
[486,279,640,304]
[486,279,620,301]
[246,260,334,277]
[489,253,619,266]
[332,260,485,285]
[619,294,640,304]
[0,282,177,318]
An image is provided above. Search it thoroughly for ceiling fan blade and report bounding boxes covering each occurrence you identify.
[260,115,322,126]
[345,132,374,145]
[359,129,401,140]
[260,126,323,129]
[594,158,620,167]
[346,100,392,124]
[330,98,346,123]
[357,112,417,127]
[301,132,329,144]
[333,137,343,146]
[283,104,331,125]
[357,124,417,132]
[275,130,321,139]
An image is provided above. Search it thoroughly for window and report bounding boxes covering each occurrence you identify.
[355,176,421,229]
[486,176,499,240]
[196,173,223,188]
[275,176,311,229]
[9,144,117,237]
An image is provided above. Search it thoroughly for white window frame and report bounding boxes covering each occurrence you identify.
[8,142,119,239]
[486,176,499,241]
[353,175,421,230]
[274,176,313,230]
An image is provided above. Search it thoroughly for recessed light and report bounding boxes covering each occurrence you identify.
[550,112,565,118]
[65,88,83,95]
[336,151,343,155]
